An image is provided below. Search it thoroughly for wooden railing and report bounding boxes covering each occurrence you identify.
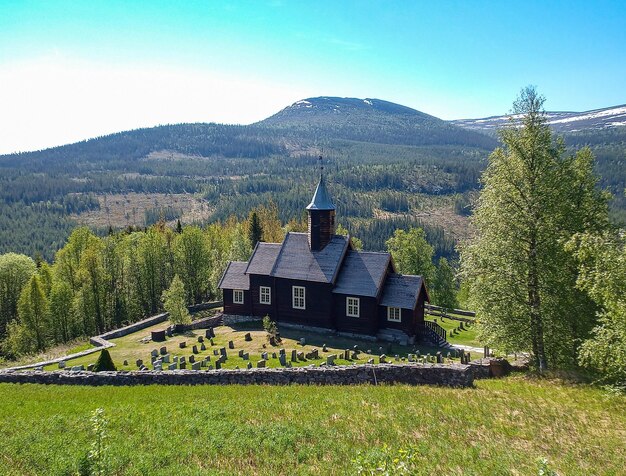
[425,304,476,323]
[424,320,447,342]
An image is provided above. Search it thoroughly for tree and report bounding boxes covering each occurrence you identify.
[461,87,609,372]
[93,348,117,372]
[432,257,458,310]
[162,275,191,326]
[174,226,210,304]
[386,227,435,284]
[568,232,626,385]
[0,253,36,337]
[248,211,263,248]
[336,224,363,250]
[49,280,75,343]
[17,274,50,352]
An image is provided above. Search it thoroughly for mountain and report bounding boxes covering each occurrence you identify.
[258,96,497,149]
[451,104,626,133]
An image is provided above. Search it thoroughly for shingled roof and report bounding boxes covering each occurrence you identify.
[332,251,391,297]
[306,175,335,211]
[245,242,281,275]
[217,261,250,290]
[380,273,427,309]
[271,232,349,283]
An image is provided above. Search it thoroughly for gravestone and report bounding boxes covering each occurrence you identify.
[87,364,95,371]
[179,362,186,370]
[351,352,358,360]
[279,354,287,366]
[205,329,212,338]
[297,351,305,361]
[151,330,166,342]
[408,354,415,362]
[154,363,162,371]
[256,360,266,368]
[395,355,400,361]
[238,349,244,357]
[139,366,148,371]
[279,348,286,356]
[261,352,268,360]
[242,353,249,360]
[244,332,252,341]
[300,338,306,346]
[379,347,384,355]
[291,350,298,362]
[269,336,276,346]
[367,358,374,364]
[166,327,173,338]
[180,356,186,364]
[326,355,335,366]
[168,363,177,370]
[312,349,319,359]
[228,340,235,349]
[353,345,359,352]
[219,347,227,357]
[192,362,202,371]
[207,364,214,370]
[367,349,372,354]
[247,362,252,369]
[189,355,195,364]
[344,349,350,360]
[173,356,179,363]
[208,327,215,338]
[379,354,387,363]
[151,355,157,364]
[151,349,159,357]
[136,359,143,367]
[198,336,204,343]
[192,345,199,354]
[436,352,443,363]
[159,346,167,355]
[58,361,66,369]
[215,361,221,370]
[179,342,187,349]
[322,344,327,352]
[201,359,207,367]
[70,365,83,372]
[200,343,207,351]
[162,354,170,363]
[213,349,219,355]
[123,360,128,366]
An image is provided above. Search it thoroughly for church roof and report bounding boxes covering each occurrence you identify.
[245,242,281,275]
[332,251,391,297]
[306,175,335,211]
[218,261,250,290]
[380,273,427,309]
[271,232,349,283]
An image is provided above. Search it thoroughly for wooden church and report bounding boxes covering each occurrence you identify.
[219,162,430,343]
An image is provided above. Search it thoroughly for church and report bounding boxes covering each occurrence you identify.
[218,163,430,344]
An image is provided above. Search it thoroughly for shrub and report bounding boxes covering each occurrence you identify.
[92,349,116,372]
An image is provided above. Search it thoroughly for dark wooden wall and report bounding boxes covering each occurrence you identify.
[308,209,336,251]
[274,279,334,328]
[333,294,379,335]
[223,289,251,315]
[249,275,277,319]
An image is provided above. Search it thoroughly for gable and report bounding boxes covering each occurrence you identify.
[332,251,390,298]
[380,273,425,309]
[245,242,281,275]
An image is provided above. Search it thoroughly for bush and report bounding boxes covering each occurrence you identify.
[92,349,116,372]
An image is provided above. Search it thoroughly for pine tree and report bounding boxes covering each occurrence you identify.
[17,274,50,351]
[93,348,117,372]
[176,219,183,234]
[248,211,263,248]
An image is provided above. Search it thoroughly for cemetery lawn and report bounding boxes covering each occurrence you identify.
[0,376,624,475]
[426,316,482,348]
[41,321,468,371]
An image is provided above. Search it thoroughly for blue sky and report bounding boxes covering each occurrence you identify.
[1,0,625,152]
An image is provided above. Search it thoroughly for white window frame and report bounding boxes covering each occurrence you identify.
[233,289,244,304]
[346,297,360,318]
[387,307,401,322]
[260,286,271,305]
[292,286,306,310]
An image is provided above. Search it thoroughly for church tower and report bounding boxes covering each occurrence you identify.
[306,156,336,251]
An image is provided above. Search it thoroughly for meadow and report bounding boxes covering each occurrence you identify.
[0,377,623,475]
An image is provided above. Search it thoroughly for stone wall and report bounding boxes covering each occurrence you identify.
[0,363,473,387]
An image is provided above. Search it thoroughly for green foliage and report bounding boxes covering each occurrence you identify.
[162,275,191,326]
[17,274,49,352]
[386,227,435,284]
[537,457,559,476]
[353,444,421,475]
[92,349,116,372]
[247,211,263,248]
[461,87,610,371]
[432,257,458,310]
[568,232,626,385]
[174,226,210,304]
[0,253,36,336]
[79,408,109,476]
[262,315,279,343]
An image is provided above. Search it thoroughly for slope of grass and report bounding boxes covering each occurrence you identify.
[0,377,623,475]
[426,315,482,348]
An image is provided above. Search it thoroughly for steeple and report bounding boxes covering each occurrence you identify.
[307,156,336,250]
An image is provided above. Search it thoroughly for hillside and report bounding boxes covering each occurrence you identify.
[259,96,497,149]
[0,96,624,260]
[451,104,626,133]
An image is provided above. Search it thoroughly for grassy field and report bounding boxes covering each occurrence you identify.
[426,315,482,348]
[41,320,461,372]
[0,377,623,475]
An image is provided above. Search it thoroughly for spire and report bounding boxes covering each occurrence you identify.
[306,156,335,211]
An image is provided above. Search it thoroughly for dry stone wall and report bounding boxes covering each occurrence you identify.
[0,363,473,387]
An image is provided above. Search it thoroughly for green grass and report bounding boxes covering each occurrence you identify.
[42,321,451,371]
[427,315,482,348]
[0,377,623,475]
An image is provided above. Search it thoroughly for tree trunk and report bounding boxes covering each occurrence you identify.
[528,234,548,372]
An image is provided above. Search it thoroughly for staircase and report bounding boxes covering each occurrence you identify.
[420,321,448,347]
